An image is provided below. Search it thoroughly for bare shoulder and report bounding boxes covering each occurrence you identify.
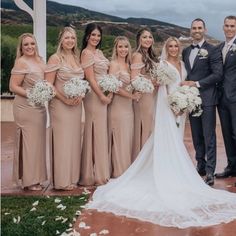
[13,57,28,70]
[131,52,143,63]
[48,53,60,64]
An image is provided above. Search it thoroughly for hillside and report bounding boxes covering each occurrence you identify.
[1,0,195,42]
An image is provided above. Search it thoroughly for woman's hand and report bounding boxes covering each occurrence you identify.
[61,96,82,106]
[100,93,113,105]
[132,91,142,102]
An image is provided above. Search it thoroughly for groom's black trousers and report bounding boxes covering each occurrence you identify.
[189,105,217,174]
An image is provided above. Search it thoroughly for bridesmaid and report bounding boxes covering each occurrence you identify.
[131,28,159,160]
[9,33,47,191]
[79,23,112,186]
[45,27,84,190]
[108,36,141,177]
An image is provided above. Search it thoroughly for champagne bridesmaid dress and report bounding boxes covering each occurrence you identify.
[46,62,84,189]
[12,59,47,188]
[80,49,110,186]
[131,63,157,160]
[108,71,134,177]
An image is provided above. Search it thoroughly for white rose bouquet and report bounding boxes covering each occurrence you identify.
[98,74,123,95]
[63,77,91,98]
[198,49,208,58]
[150,63,177,85]
[26,80,56,107]
[131,75,154,93]
[168,85,203,117]
[230,43,236,52]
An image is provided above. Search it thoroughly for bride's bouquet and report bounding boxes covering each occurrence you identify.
[98,74,123,95]
[63,77,91,98]
[168,85,203,117]
[131,75,154,93]
[150,62,177,85]
[26,80,56,107]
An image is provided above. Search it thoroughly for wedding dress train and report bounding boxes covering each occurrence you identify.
[86,61,236,228]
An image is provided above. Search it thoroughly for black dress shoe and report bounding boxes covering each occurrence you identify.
[205,174,214,186]
[196,167,206,176]
[215,169,236,178]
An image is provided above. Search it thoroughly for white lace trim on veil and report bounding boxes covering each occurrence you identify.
[86,85,236,228]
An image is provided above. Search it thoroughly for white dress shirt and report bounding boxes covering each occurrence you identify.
[189,39,205,69]
[223,34,236,63]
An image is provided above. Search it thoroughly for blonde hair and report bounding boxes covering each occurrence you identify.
[16,33,40,59]
[165,37,181,59]
[111,36,132,64]
[56,27,80,64]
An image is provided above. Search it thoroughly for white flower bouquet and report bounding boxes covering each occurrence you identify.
[98,74,123,95]
[63,77,91,98]
[150,63,177,85]
[26,80,56,107]
[168,85,203,117]
[131,75,154,93]
[198,49,208,58]
[230,43,236,52]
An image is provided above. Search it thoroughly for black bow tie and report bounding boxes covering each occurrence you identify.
[191,44,200,49]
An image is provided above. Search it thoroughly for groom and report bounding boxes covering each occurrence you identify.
[181,18,223,185]
[215,15,236,179]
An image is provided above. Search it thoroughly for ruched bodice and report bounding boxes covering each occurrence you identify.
[81,49,109,80]
[46,64,84,96]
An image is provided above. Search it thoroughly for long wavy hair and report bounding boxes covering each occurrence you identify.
[111,36,132,64]
[56,26,80,64]
[80,23,102,57]
[135,28,158,72]
[16,33,40,59]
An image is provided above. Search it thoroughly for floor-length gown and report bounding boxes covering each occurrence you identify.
[12,60,47,187]
[79,49,110,186]
[108,71,134,177]
[46,63,84,189]
[86,60,236,228]
[131,63,157,160]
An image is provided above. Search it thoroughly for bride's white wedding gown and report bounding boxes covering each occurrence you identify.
[86,61,236,228]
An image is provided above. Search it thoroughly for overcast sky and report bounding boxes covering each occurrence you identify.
[52,0,236,40]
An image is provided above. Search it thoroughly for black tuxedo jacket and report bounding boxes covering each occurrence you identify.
[218,38,236,103]
[182,41,223,106]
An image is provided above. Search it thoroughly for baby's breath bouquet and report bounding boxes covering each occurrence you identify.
[98,74,123,95]
[131,75,154,93]
[26,80,56,107]
[63,77,91,98]
[168,85,203,117]
[150,62,177,85]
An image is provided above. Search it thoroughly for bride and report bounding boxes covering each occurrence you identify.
[86,37,236,228]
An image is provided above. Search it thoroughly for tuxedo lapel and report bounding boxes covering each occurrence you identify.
[185,46,192,72]
[224,38,236,64]
[191,41,207,70]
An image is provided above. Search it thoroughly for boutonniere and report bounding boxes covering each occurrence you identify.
[230,43,236,52]
[198,49,208,58]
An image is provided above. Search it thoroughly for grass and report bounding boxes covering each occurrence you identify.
[1,194,89,236]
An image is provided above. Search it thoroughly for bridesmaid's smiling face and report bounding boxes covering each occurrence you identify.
[140,30,153,50]
[167,40,179,59]
[21,36,36,57]
[116,40,129,59]
[61,31,76,51]
[88,29,101,48]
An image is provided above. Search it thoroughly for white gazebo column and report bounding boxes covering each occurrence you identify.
[14,0,47,61]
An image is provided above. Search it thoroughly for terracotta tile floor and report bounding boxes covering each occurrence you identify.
[1,121,236,236]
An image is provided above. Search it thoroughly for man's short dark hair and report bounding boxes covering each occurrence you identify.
[191,18,206,28]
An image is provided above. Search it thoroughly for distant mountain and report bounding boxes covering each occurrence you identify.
[1,0,217,42]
